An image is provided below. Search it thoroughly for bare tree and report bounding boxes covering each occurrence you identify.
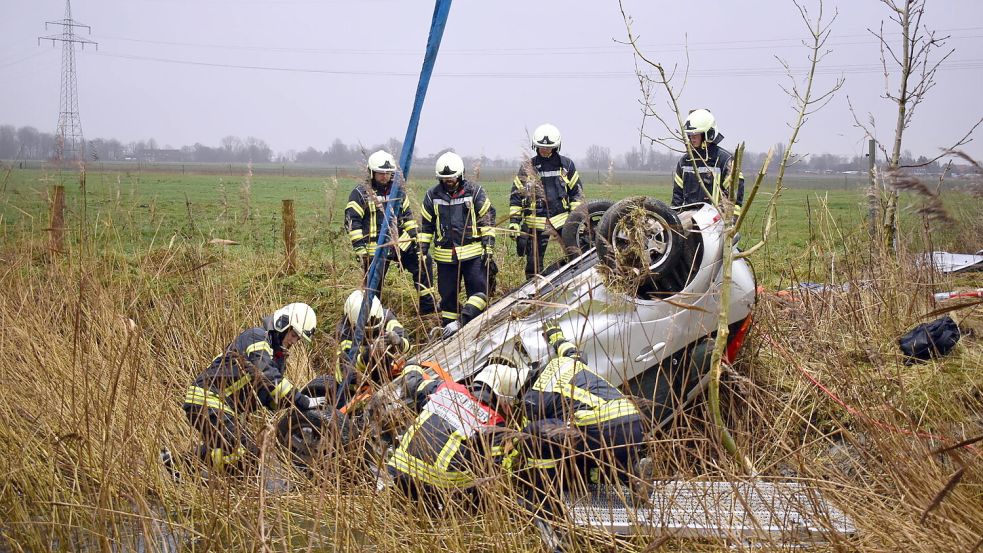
[584,144,612,169]
[620,0,842,471]
[850,0,980,250]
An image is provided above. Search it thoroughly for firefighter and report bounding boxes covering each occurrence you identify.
[333,289,411,406]
[346,150,437,315]
[387,361,531,508]
[671,109,745,217]
[519,319,646,493]
[181,303,326,474]
[419,152,495,330]
[508,124,584,279]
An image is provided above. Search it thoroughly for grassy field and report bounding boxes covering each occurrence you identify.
[0,165,981,551]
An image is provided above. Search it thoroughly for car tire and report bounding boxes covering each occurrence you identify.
[596,197,690,296]
[560,199,614,258]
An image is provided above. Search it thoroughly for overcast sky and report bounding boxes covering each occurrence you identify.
[2,0,982,163]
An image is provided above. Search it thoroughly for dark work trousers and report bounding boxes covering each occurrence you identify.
[524,229,553,279]
[436,256,488,326]
[363,245,436,315]
[183,404,258,472]
[520,416,646,514]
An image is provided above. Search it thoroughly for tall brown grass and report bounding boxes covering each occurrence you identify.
[0,167,980,551]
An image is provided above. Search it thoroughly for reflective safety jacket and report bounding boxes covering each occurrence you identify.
[522,326,640,428]
[419,179,494,264]
[671,140,745,216]
[184,318,312,415]
[334,308,409,379]
[388,366,508,488]
[509,153,583,230]
[345,180,419,256]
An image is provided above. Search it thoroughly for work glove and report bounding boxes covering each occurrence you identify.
[516,235,529,257]
[542,318,562,341]
[507,222,521,240]
[305,395,328,410]
[481,236,495,263]
[385,329,404,349]
[442,320,461,339]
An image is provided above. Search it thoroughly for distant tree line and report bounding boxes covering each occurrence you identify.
[0,123,954,175]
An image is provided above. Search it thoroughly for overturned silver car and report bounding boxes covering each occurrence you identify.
[411,197,757,423]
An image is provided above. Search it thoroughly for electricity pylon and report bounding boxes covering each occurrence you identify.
[39,0,97,163]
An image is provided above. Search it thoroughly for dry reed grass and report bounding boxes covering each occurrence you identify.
[0,167,980,552]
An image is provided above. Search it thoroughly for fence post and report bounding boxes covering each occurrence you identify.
[49,185,65,254]
[282,199,296,274]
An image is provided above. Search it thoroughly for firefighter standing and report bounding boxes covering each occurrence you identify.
[346,150,437,315]
[671,109,745,217]
[419,152,495,330]
[508,124,584,279]
[387,362,530,507]
[181,303,326,473]
[520,320,646,492]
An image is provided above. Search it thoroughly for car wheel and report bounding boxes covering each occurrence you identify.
[561,199,614,258]
[596,197,689,296]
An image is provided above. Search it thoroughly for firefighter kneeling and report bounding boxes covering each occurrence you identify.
[178,303,327,475]
[519,319,647,501]
[387,361,530,509]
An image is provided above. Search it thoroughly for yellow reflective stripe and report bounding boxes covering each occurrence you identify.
[223,374,251,396]
[397,230,413,251]
[418,286,436,297]
[508,205,523,216]
[549,212,569,228]
[441,311,459,321]
[673,171,684,187]
[272,377,294,401]
[481,226,495,238]
[421,207,433,222]
[527,457,560,470]
[385,318,403,333]
[569,201,583,212]
[389,449,472,487]
[572,399,640,426]
[348,229,364,240]
[523,215,548,229]
[556,341,577,357]
[435,431,465,472]
[402,219,418,230]
[733,204,743,217]
[477,197,491,218]
[418,232,433,244]
[566,171,581,189]
[244,341,273,356]
[465,295,487,311]
[513,176,523,188]
[432,248,454,263]
[432,242,483,262]
[346,201,365,217]
[184,386,235,414]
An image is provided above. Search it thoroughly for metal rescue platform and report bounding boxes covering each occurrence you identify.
[563,479,855,544]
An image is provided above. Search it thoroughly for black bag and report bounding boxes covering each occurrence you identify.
[898,315,960,363]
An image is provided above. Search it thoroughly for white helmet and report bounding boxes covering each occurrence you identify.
[272,302,317,344]
[344,290,384,329]
[473,363,531,400]
[532,123,561,151]
[367,150,397,174]
[434,151,465,179]
[683,109,717,140]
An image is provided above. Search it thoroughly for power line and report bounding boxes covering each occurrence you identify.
[91,50,983,79]
[89,27,983,58]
